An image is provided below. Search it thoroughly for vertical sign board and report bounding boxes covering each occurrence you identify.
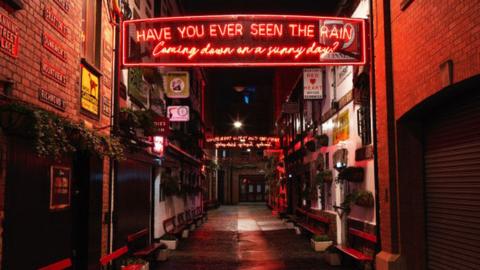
[80,64,100,119]
[153,116,170,136]
[50,166,71,211]
[123,15,366,67]
[333,109,349,144]
[164,72,190,98]
[0,12,19,57]
[303,68,323,99]
[167,106,190,122]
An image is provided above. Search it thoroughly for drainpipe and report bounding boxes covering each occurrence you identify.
[369,0,383,254]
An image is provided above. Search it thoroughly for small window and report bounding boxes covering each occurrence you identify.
[82,0,102,68]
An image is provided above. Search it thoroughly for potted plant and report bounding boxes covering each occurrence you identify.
[121,258,149,270]
[338,166,364,182]
[160,233,178,250]
[311,234,333,252]
[323,246,342,266]
[155,243,170,262]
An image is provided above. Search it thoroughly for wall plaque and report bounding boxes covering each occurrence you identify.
[43,7,69,37]
[42,32,67,62]
[102,96,111,117]
[41,60,67,86]
[53,0,70,14]
[0,11,19,57]
[38,88,66,111]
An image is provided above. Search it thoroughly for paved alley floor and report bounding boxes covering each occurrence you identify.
[156,204,354,270]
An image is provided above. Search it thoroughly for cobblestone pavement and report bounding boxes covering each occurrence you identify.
[155,204,355,270]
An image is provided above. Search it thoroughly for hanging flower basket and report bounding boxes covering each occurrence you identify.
[305,140,316,152]
[338,167,364,182]
[315,134,329,148]
[316,170,333,185]
[355,190,374,207]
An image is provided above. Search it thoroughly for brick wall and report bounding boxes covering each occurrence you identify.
[373,0,480,263]
[0,0,115,261]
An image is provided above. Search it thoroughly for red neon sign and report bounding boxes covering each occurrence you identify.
[123,15,367,67]
[206,136,280,149]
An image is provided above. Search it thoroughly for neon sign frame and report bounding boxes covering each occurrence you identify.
[122,15,367,67]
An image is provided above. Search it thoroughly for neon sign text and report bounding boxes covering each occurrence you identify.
[123,15,366,67]
[206,136,280,149]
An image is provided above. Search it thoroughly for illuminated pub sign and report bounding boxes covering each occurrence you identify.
[123,15,366,67]
[206,136,280,149]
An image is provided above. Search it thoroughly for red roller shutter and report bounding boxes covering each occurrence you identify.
[424,92,480,270]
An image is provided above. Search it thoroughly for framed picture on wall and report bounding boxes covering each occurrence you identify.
[50,165,71,211]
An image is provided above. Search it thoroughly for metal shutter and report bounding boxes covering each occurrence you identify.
[424,92,480,270]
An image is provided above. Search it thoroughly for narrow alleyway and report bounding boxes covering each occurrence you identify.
[156,204,352,270]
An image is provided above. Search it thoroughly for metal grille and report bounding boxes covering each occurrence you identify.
[424,92,480,270]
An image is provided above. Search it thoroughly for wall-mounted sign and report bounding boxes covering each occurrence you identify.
[206,136,280,149]
[123,15,366,67]
[335,66,351,86]
[0,12,19,57]
[333,109,349,144]
[153,116,170,136]
[50,166,71,211]
[164,71,190,98]
[41,60,67,86]
[167,106,189,122]
[42,32,67,62]
[303,68,323,99]
[53,0,70,14]
[80,64,100,118]
[43,7,69,37]
[38,88,66,111]
[102,96,111,117]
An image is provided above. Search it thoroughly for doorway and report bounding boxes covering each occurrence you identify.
[239,175,266,202]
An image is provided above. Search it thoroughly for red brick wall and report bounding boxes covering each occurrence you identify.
[0,0,115,261]
[390,0,480,118]
[374,0,480,259]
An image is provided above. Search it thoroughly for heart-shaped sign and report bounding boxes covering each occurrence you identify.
[310,78,316,84]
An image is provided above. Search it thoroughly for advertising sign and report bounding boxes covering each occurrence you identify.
[164,71,190,98]
[80,64,100,118]
[333,109,349,144]
[123,15,366,67]
[303,68,323,99]
[167,106,189,122]
[50,166,71,211]
[206,136,280,149]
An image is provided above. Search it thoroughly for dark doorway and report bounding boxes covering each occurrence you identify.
[71,153,103,270]
[218,170,225,204]
[3,138,73,269]
[239,175,266,202]
[114,158,152,250]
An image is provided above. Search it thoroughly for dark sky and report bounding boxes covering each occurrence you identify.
[178,0,341,136]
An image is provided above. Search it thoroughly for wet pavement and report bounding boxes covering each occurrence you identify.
[155,203,353,270]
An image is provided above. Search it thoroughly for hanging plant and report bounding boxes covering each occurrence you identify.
[315,134,329,147]
[338,167,364,182]
[340,190,375,213]
[355,190,374,207]
[305,140,316,152]
[315,170,333,185]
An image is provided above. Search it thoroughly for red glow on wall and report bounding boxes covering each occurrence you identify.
[123,15,367,67]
